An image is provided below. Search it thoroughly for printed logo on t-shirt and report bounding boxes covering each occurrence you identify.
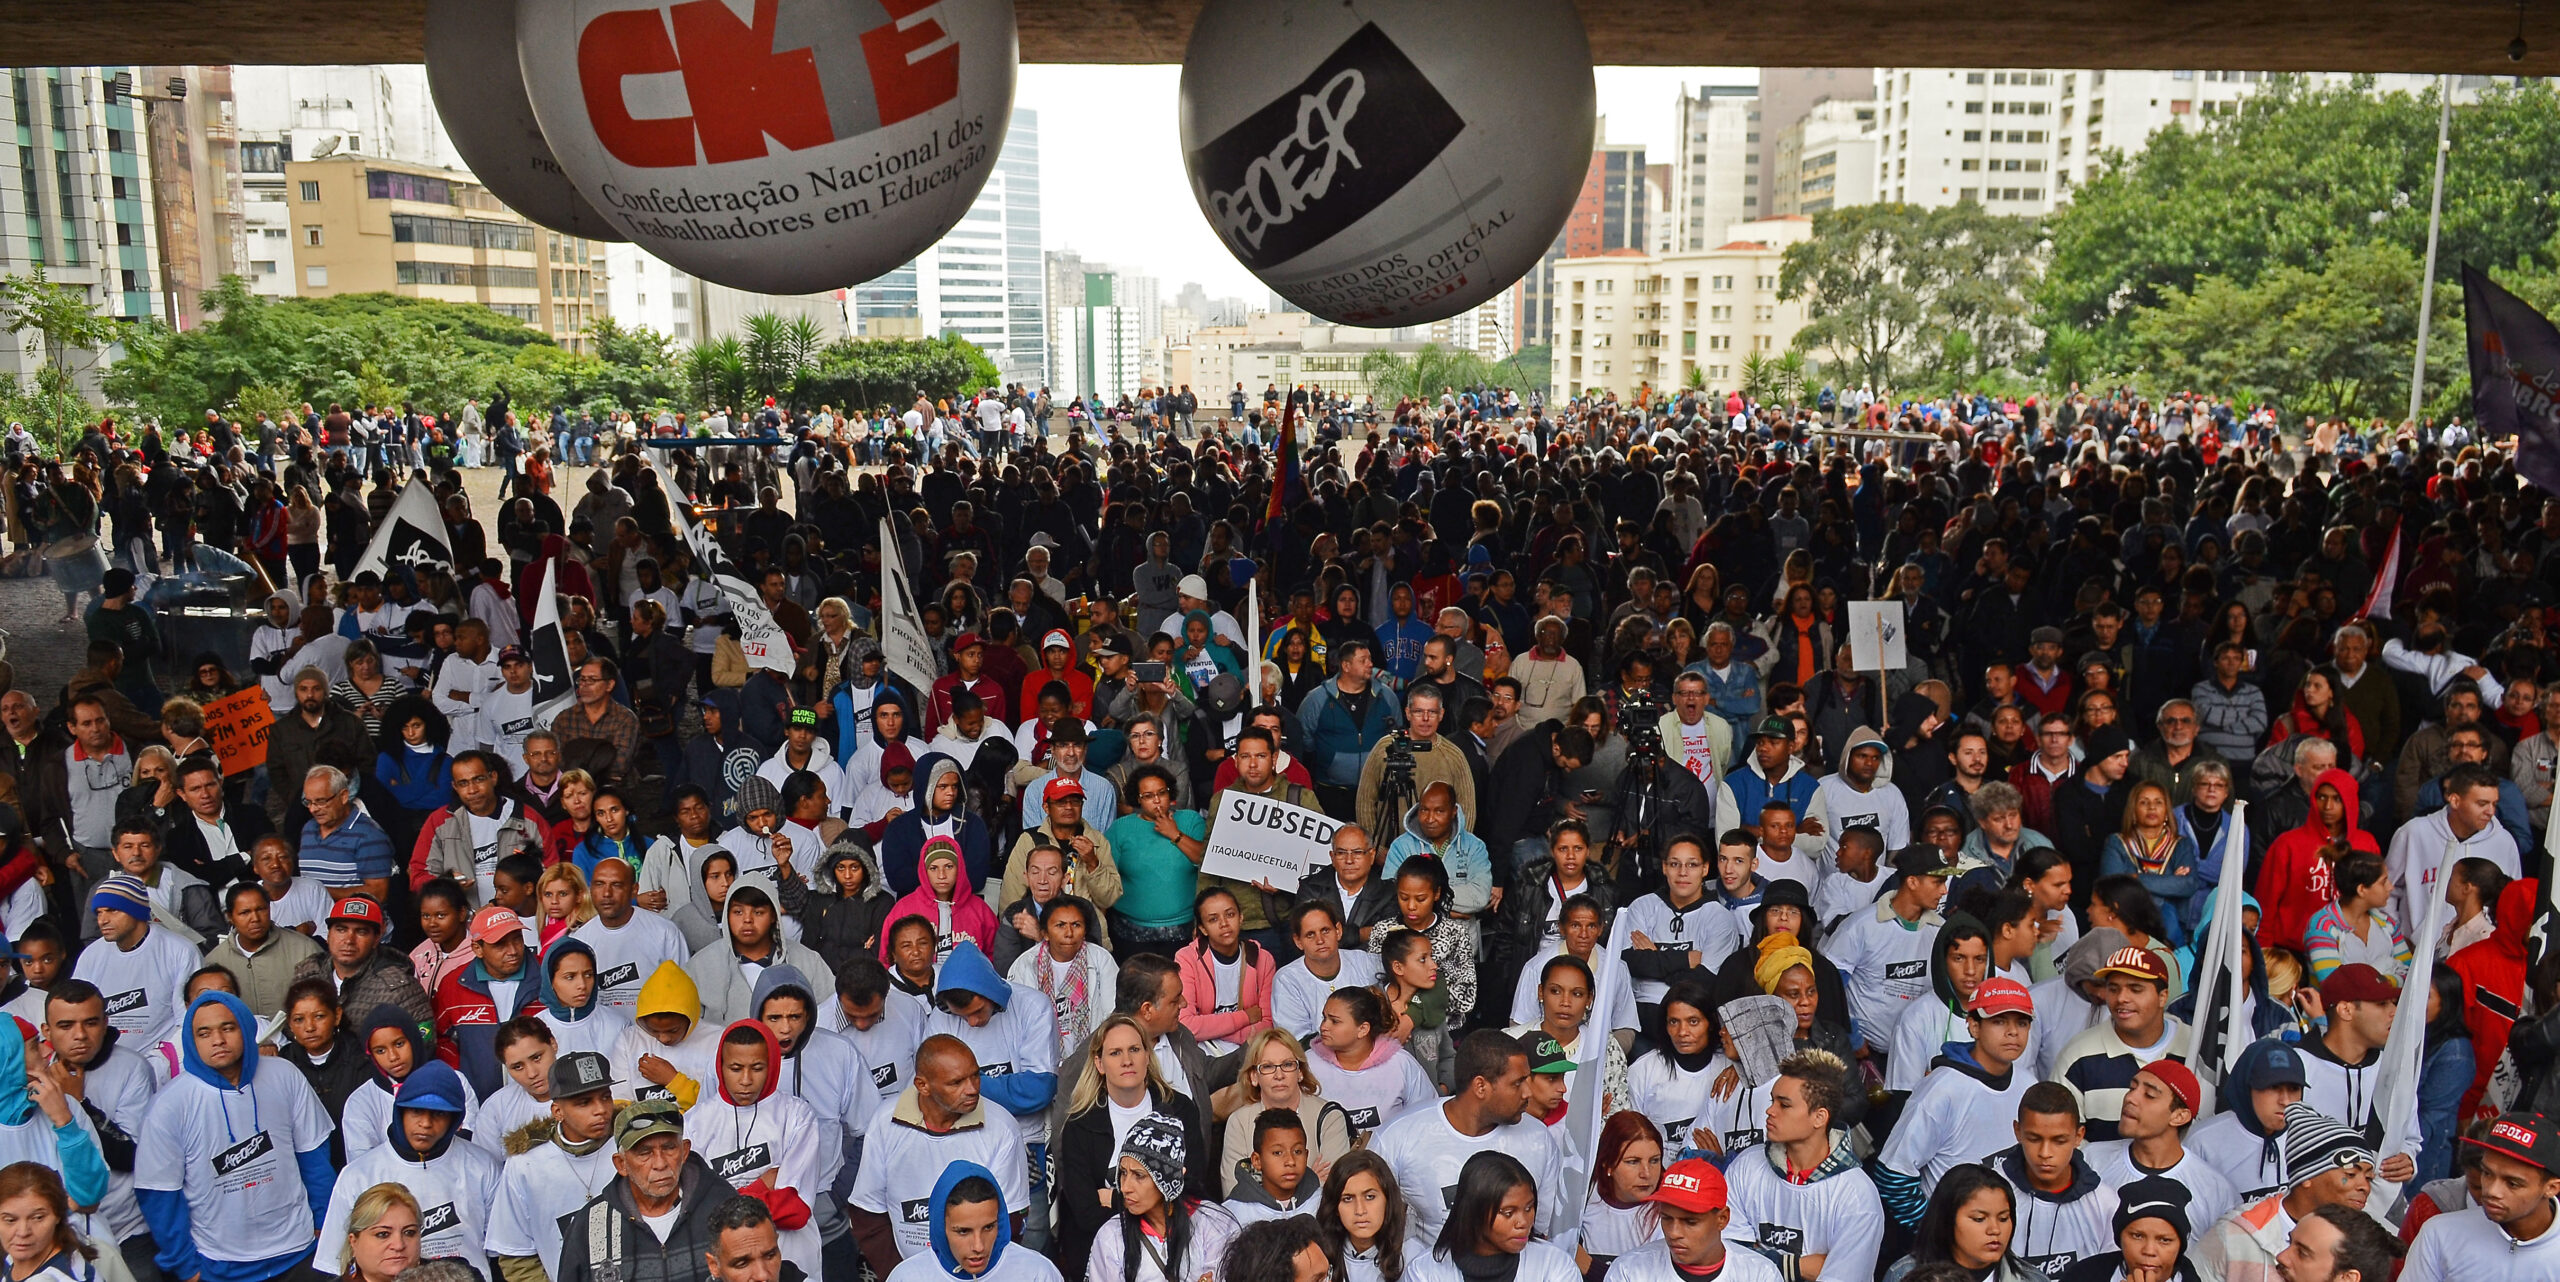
[598,962,641,992]
[1344,1105,1381,1132]
[104,989,146,1017]
[1884,960,1928,982]
[2021,1253,2078,1280]
[636,1084,675,1104]
[1722,1127,1765,1150]
[980,1062,1013,1077]
[1753,1223,1806,1282]
[420,1203,460,1236]
[1838,813,1879,834]
[1441,1183,1461,1209]
[870,1063,898,1090]
[900,1197,933,1225]
[713,1144,773,1185]
[499,716,535,738]
[212,1131,275,1177]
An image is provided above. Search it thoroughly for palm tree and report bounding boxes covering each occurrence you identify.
[742,312,793,404]
[1773,350,1810,409]
[1739,351,1776,405]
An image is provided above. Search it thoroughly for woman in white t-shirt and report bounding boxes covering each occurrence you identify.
[1305,987,1438,1141]
[1403,1152,1581,1282]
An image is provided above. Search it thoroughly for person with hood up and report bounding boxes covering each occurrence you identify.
[675,690,767,830]
[683,1019,827,1279]
[135,992,337,1282]
[1086,1110,1243,1282]
[1988,1083,2119,1279]
[884,838,1000,965]
[2450,876,2538,1122]
[2056,1175,2205,1282]
[749,968,877,1213]
[848,1034,1029,1278]
[2254,768,2377,954]
[842,689,926,804]
[1885,914,1993,1094]
[882,754,995,899]
[686,882,827,1029]
[431,904,546,1098]
[1018,632,1097,727]
[537,936,634,1059]
[2188,1039,2310,1202]
[1877,977,2041,1226]
[1384,782,1493,919]
[803,834,895,977]
[609,961,721,1111]
[849,745,921,841]
[317,1061,499,1277]
[925,940,1060,1158]
[2193,1105,2379,1282]
[342,1001,483,1166]
[882,1160,1061,1282]
[0,1009,106,1220]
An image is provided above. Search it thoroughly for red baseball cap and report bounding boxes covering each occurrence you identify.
[1043,776,1087,803]
[2139,1059,2203,1116]
[949,631,984,653]
[327,895,385,928]
[2318,962,2400,1007]
[1649,1159,1729,1213]
[468,905,525,945]
[1966,976,2035,1019]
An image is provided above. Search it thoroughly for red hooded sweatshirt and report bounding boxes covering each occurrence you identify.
[881,835,999,962]
[2255,768,2379,953]
[2447,877,2539,1122]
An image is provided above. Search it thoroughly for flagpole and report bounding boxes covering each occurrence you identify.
[2408,73,2454,428]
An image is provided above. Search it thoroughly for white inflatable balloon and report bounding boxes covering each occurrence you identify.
[426,0,626,241]
[514,0,1016,295]
[1178,0,1594,329]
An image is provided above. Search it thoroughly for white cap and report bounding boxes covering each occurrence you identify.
[1176,574,1209,600]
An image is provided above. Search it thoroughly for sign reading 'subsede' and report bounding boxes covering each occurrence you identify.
[1200,791,1340,893]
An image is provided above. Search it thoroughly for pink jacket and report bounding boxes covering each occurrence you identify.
[1174,937,1277,1045]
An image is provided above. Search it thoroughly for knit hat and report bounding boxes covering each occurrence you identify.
[921,836,965,870]
[737,775,781,819]
[89,875,151,922]
[2281,1102,2377,1179]
[2083,724,2133,762]
[2112,1175,2193,1243]
[1119,1111,1187,1202]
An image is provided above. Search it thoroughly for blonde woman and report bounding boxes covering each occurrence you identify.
[1051,1013,1210,1274]
[337,1183,421,1282]
[1212,1028,1355,1196]
[534,861,596,952]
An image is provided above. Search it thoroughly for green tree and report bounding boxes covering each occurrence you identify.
[1779,204,1936,390]
[0,266,122,448]
[2125,240,2440,419]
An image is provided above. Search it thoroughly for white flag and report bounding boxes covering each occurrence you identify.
[526,559,578,721]
[353,478,455,580]
[715,574,795,676]
[656,462,729,577]
[2371,834,2457,1211]
[878,517,939,690]
[2181,802,2255,1110]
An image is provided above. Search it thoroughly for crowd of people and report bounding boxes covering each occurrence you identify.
[0,381,2548,1282]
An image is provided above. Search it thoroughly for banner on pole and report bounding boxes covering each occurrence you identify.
[352,479,455,581]
[1199,790,1339,892]
[1847,601,1908,672]
[202,689,275,777]
[527,559,579,720]
[2467,263,2560,498]
[878,516,940,690]
[716,574,796,676]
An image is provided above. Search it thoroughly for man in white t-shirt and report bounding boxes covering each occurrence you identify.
[71,868,199,1048]
[478,648,546,780]
[570,859,690,1019]
[1365,1030,1568,1246]
[434,619,501,752]
[847,1035,1029,1278]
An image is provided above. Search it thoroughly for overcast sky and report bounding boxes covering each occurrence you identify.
[1020,64,1756,305]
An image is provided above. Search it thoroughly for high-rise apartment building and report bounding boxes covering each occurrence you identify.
[600,243,694,344]
[1516,125,1645,352]
[0,66,173,389]
[1552,216,1816,402]
[853,108,1044,387]
[1670,86,1760,251]
[1755,69,1875,200]
[1774,99,1880,217]
[1052,264,1142,402]
[1871,68,2470,215]
[233,65,458,299]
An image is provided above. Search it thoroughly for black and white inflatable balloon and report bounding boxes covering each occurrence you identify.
[424,0,625,241]
[513,0,1018,294]
[1177,0,1595,328]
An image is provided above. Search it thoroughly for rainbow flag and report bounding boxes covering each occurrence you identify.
[1264,392,1303,537]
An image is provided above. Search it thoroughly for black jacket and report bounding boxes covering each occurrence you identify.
[1479,721,1572,877]
[1050,1085,1210,1275]
[554,1153,738,1282]
[160,801,270,888]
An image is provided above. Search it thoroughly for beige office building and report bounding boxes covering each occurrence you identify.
[1551,216,1815,402]
[282,154,598,351]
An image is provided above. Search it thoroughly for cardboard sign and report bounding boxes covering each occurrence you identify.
[1847,600,1909,672]
[203,688,275,777]
[1200,790,1340,892]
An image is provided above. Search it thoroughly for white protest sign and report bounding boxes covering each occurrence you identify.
[1200,790,1340,892]
[1847,600,1908,672]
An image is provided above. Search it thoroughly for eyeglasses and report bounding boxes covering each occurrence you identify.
[1252,1061,1303,1076]
[1331,844,1372,857]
